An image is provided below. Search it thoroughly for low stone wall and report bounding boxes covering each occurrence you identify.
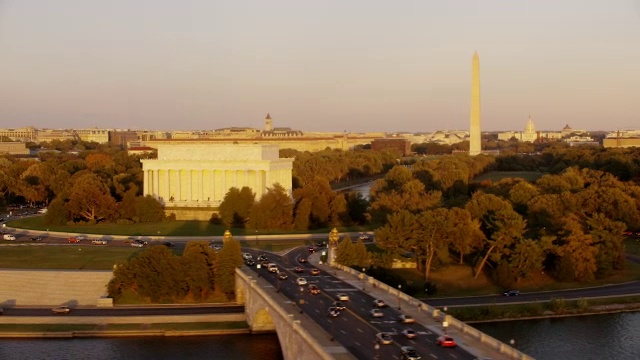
[0,269,112,306]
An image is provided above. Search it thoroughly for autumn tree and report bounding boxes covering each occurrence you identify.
[134,195,166,223]
[215,238,243,300]
[218,187,255,227]
[182,241,218,299]
[65,172,117,222]
[247,183,293,230]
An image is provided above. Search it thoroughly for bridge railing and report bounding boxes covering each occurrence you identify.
[332,264,533,360]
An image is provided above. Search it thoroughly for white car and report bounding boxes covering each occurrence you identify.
[336,293,349,301]
[242,253,253,260]
[401,329,417,339]
[3,234,16,241]
[92,239,107,245]
[370,309,384,318]
[296,277,308,286]
[51,306,71,314]
[359,235,370,240]
[373,299,388,308]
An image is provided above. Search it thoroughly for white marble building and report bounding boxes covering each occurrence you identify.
[141,142,293,218]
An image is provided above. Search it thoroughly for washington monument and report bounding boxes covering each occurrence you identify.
[469,51,481,156]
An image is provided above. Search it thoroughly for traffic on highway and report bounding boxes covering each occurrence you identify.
[243,246,476,360]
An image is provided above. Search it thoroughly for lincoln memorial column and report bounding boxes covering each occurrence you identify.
[144,170,149,196]
[164,170,170,201]
[186,169,192,202]
[153,170,159,197]
[199,170,204,201]
[176,170,182,201]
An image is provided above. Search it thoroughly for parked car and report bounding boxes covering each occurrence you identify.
[375,332,393,345]
[51,306,71,314]
[30,236,43,241]
[400,346,422,360]
[294,267,304,273]
[401,329,417,339]
[296,277,308,286]
[278,272,288,280]
[309,285,320,295]
[370,309,384,318]
[91,240,107,245]
[436,335,457,348]
[336,293,349,301]
[3,234,16,241]
[310,269,320,276]
[503,290,520,296]
[398,314,416,324]
[373,299,388,308]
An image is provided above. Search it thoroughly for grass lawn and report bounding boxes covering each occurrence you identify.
[7,216,374,237]
[0,246,140,270]
[473,171,544,183]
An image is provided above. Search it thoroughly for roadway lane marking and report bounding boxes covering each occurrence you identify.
[357,328,363,333]
[340,330,347,335]
[354,341,360,347]
[448,354,457,358]
[429,354,437,358]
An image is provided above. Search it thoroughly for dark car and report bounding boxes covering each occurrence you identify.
[327,307,340,317]
[30,236,43,241]
[278,272,288,280]
[309,285,320,295]
[161,241,174,248]
[294,267,304,273]
[503,290,520,296]
[298,257,307,263]
[310,269,320,276]
[245,259,256,266]
[333,301,346,311]
[257,254,268,261]
[308,246,315,253]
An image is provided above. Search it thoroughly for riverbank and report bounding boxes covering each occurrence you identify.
[449,295,640,323]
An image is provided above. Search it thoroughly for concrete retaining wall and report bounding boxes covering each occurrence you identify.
[0,269,112,306]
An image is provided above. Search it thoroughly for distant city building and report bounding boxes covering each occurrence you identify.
[371,138,411,156]
[0,127,37,142]
[140,142,293,220]
[603,130,640,148]
[110,131,139,149]
[0,142,30,155]
[498,116,538,142]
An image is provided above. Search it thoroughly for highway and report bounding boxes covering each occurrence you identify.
[244,246,475,360]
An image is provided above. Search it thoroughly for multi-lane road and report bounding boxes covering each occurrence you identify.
[244,246,475,360]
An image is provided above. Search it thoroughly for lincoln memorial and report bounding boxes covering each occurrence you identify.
[141,141,293,220]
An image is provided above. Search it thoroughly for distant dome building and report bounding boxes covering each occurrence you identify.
[497,116,538,142]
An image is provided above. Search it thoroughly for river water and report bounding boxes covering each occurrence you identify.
[2,313,638,359]
[0,334,283,360]
[473,312,640,360]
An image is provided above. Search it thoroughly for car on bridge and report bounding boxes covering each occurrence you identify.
[373,299,388,308]
[309,285,320,295]
[310,269,320,276]
[327,307,340,317]
[294,266,304,273]
[296,277,308,286]
[336,293,349,301]
[278,272,288,280]
[376,332,393,345]
[332,301,346,311]
[401,329,417,339]
[436,335,457,348]
[370,309,384,318]
[298,257,307,263]
[398,314,416,324]
[400,346,421,360]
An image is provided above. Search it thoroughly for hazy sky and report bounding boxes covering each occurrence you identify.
[1,1,639,133]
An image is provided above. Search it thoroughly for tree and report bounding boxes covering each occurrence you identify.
[336,237,355,266]
[218,187,255,227]
[247,183,293,230]
[556,215,598,282]
[375,210,420,256]
[293,197,312,230]
[465,193,526,278]
[447,208,484,264]
[44,197,69,225]
[65,172,117,222]
[352,239,370,268]
[182,241,218,299]
[126,246,182,302]
[134,195,165,223]
[215,239,243,300]
[415,208,450,280]
[329,193,351,227]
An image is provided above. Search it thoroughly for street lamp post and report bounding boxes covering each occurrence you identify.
[397,284,402,310]
[361,268,366,290]
[374,342,380,360]
[299,286,304,314]
[443,306,448,334]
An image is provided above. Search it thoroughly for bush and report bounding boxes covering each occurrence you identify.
[549,297,567,313]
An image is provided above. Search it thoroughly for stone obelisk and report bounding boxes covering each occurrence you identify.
[469,51,481,156]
